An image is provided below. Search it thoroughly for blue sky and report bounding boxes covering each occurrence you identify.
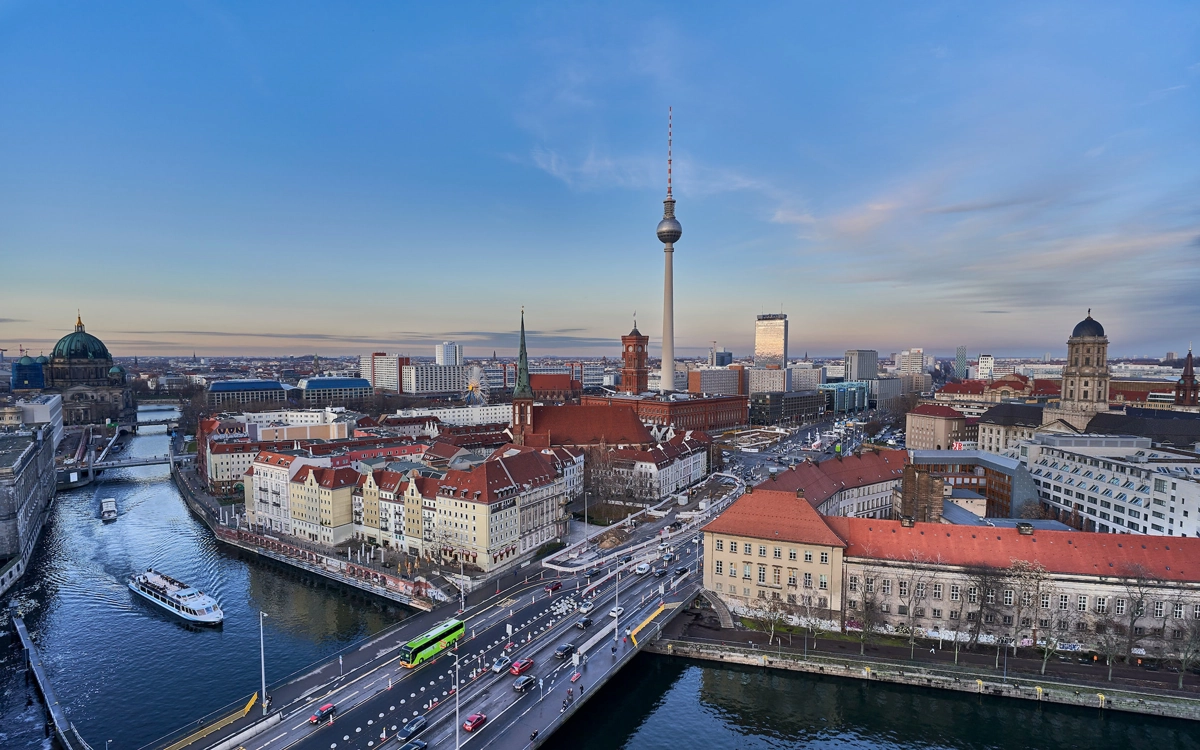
[2,1,1197,359]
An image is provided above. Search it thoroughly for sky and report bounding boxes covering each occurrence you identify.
[1,1,1198,360]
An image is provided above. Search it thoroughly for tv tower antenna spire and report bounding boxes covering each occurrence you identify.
[667,106,673,198]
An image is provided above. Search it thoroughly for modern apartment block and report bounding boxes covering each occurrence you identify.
[844,350,879,382]
[435,341,464,366]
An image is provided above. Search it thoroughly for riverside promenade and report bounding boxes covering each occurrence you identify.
[649,613,1200,722]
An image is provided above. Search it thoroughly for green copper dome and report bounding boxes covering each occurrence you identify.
[52,315,112,360]
[109,364,125,375]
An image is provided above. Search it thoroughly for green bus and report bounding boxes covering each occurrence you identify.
[399,618,466,668]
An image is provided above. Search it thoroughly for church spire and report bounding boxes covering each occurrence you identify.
[75,310,84,332]
[513,308,533,399]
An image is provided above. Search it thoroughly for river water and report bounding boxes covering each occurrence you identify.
[3,410,1198,750]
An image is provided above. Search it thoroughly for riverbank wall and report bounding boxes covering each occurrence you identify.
[645,638,1200,722]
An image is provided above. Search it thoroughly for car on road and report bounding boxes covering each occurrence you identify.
[609,606,625,618]
[491,655,512,673]
[620,555,633,564]
[578,601,593,614]
[635,563,651,575]
[400,716,427,739]
[584,567,601,577]
[513,674,537,693]
[653,568,668,577]
[463,713,487,732]
[662,553,675,563]
[554,643,576,659]
[309,703,336,724]
[691,536,699,544]
[544,581,562,593]
[576,617,593,629]
[509,657,535,675]
[674,566,688,576]
[398,742,427,750]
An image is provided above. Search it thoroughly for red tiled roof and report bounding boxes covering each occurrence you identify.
[823,517,1200,583]
[438,451,557,503]
[702,489,846,549]
[526,404,652,446]
[425,441,466,459]
[1032,379,1060,396]
[529,373,579,391]
[985,373,1030,390]
[939,381,986,395]
[759,449,907,509]
[910,404,967,419]
[293,465,360,489]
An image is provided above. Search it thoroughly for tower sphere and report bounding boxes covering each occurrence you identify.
[656,216,682,244]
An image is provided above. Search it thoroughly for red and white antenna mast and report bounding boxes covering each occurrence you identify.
[667,106,673,198]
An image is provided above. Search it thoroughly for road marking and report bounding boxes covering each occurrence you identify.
[261,731,288,746]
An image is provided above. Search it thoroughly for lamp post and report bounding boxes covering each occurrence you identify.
[259,611,269,715]
[455,652,461,750]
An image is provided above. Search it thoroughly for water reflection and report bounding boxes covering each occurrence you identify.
[546,654,1200,750]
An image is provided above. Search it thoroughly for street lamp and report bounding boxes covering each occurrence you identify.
[259,611,268,716]
[455,652,461,750]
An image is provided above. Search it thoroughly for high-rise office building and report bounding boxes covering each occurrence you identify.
[709,346,733,367]
[897,348,925,375]
[977,353,995,380]
[954,346,967,379]
[359,352,412,392]
[844,350,878,381]
[435,341,463,366]
[754,314,788,368]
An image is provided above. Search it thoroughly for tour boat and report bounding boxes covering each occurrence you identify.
[129,568,224,625]
[100,498,118,522]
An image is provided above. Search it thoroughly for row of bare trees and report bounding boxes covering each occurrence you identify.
[841,552,1200,683]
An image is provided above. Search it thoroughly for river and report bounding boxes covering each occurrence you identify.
[0,409,407,750]
[3,410,1198,750]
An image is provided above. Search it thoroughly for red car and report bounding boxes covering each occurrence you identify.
[544,581,562,593]
[509,657,534,675]
[309,703,336,724]
[463,713,487,732]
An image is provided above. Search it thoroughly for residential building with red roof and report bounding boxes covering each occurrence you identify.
[600,431,711,501]
[245,451,332,535]
[702,487,1200,655]
[289,466,361,545]
[756,449,908,518]
[906,403,975,450]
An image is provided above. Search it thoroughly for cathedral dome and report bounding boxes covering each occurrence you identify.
[1071,313,1105,338]
[52,315,112,361]
[108,364,125,375]
[18,355,34,366]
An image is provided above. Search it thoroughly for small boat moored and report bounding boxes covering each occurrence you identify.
[100,498,118,522]
[129,568,224,625]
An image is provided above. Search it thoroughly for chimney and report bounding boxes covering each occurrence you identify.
[900,516,915,527]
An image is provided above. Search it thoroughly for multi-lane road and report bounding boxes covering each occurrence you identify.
[234,537,704,750]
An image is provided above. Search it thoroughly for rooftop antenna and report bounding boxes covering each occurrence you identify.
[667,106,673,198]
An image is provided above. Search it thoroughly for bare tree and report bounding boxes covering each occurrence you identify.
[751,593,792,646]
[964,565,1005,654]
[1007,559,1050,657]
[1035,587,1077,676]
[1168,605,1200,690]
[894,551,941,659]
[849,562,885,655]
[1091,612,1127,681]
[1119,564,1160,662]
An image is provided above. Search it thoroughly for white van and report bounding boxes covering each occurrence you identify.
[635,563,651,575]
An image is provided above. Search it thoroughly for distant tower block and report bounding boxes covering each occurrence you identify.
[656,107,682,392]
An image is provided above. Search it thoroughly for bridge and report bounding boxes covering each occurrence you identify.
[91,452,193,470]
[146,478,738,750]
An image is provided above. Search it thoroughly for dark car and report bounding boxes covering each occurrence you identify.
[513,674,537,692]
[554,643,576,659]
[584,568,601,577]
[620,555,633,564]
[401,716,427,739]
[653,568,668,577]
[309,703,336,724]
[575,617,593,630]
[399,743,427,750]
[463,713,487,732]
[544,581,562,593]
[674,566,688,576]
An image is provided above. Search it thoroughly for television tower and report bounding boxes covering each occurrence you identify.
[656,107,682,392]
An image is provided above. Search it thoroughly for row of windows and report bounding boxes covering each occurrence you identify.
[712,539,829,564]
[714,561,828,589]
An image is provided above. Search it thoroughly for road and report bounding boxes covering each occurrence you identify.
[235,539,705,750]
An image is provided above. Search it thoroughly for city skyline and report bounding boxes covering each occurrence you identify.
[3,3,1198,357]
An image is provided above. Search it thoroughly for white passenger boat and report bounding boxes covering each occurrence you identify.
[100,498,118,522]
[129,568,224,625]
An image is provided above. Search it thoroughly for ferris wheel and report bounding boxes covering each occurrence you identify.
[463,365,490,405]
